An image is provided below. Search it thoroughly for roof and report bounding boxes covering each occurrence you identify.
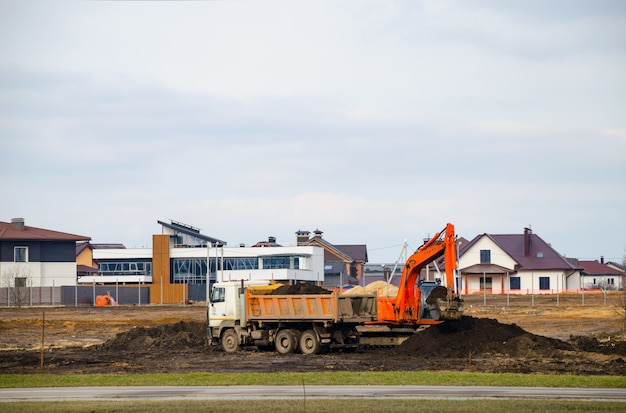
[303,237,351,261]
[0,220,90,242]
[157,220,226,245]
[76,242,93,255]
[76,264,98,275]
[578,260,624,276]
[460,263,516,274]
[334,244,368,262]
[606,261,626,271]
[91,243,126,249]
[462,231,581,271]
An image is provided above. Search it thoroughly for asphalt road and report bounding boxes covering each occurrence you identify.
[1,386,626,402]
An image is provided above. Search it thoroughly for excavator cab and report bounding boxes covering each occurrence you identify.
[421,281,464,321]
[418,281,442,320]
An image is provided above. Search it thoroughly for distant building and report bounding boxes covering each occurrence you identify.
[578,257,624,290]
[296,229,368,287]
[459,227,582,294]
[81,220,325,304]
[0,218,90,288]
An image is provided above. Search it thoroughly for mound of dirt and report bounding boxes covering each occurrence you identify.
[569,335,626,357]
[271,283,331,295]
[394,316,573,358]
[99,321,208,351]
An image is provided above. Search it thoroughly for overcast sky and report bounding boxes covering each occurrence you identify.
[1,0,625,264]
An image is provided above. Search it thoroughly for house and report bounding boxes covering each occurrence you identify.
[84,220,325,304]
[76,242,98,277]
[458,227,582,294]
[578,257,624,290]
[606,260,626,274]
[157,219,226,248]
[296,229,368,287]
[0,218,90,288]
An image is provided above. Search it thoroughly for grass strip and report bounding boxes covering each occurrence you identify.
[1,399,626,413]
[1,371,625,388]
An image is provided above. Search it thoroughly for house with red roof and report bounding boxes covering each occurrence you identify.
[0,218,90,289]
[458,227,583,294]
[577,258,624,290]
[296,229,368,287]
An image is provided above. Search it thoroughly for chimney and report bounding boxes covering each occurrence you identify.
[11,217,25,231]
[601,256,604,264]
[268,236,276,244]
[295,230,310,246]
[523,227,531,256]
[312,229,323,239]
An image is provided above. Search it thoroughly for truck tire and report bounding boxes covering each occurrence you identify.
[343,327,360,352]
[299,330,321,355]
[290,329,302,352]
[221,329,240,353]
[275,329,297,354]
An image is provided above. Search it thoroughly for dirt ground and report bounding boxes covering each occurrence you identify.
[1,292,625,376]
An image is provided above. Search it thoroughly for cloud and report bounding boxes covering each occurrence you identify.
[602,129,626,142]
[1,1,625,264]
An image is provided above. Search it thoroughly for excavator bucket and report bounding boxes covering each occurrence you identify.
[439,297,464,320]
[424,285,464,321]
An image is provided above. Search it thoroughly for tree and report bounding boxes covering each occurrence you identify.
[1,266,32,307]
[622,249,626,339]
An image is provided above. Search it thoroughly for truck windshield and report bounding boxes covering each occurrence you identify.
[210,287,225,303]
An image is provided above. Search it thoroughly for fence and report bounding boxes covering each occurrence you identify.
[0,285,150,307]
[461,289,626,308]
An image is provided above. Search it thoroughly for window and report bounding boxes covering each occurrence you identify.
[97,260,152,276]
[480,250,491,264]
[223,257,259,271]
[510,277,521,290]
[14,246,28,262]
[210,287,225,303]
[539,277,550,290]
[172,258,207,284]
[263,256,292,269]
[479,276,492,290]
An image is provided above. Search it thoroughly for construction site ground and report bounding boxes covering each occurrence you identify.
[1,292,625,376]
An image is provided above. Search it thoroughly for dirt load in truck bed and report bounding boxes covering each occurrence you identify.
[269,283,332,295]
[1,292,625,375]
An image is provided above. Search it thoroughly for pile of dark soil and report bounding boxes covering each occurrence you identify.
[2,315,626,375]
[569,335,626,357]
[395,316,573,358]
[99,320,208,351]
[271,283,331,295]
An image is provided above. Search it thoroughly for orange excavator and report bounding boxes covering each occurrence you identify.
[95,291,118,307]
[360,223,463,344]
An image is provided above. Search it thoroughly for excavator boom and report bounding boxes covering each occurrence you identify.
[372,223,463,327]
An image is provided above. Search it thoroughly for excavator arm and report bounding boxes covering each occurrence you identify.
[360,223,463,345]
[393,223,463,323]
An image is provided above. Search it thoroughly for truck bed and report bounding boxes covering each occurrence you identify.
[246,292,378,323]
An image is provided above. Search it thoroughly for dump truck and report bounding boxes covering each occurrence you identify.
[207,280,378,354]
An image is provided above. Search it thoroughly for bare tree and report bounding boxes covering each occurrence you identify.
[1,266,32,307]
[622,249,626,339]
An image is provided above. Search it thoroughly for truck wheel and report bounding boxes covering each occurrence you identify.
[343,327,360,352]
[275,329,297,354]
[221,329,240,353]
[290,329,301,352]
[299,330,321,355]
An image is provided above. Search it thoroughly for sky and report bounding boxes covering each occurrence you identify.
[1,0,625,265]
